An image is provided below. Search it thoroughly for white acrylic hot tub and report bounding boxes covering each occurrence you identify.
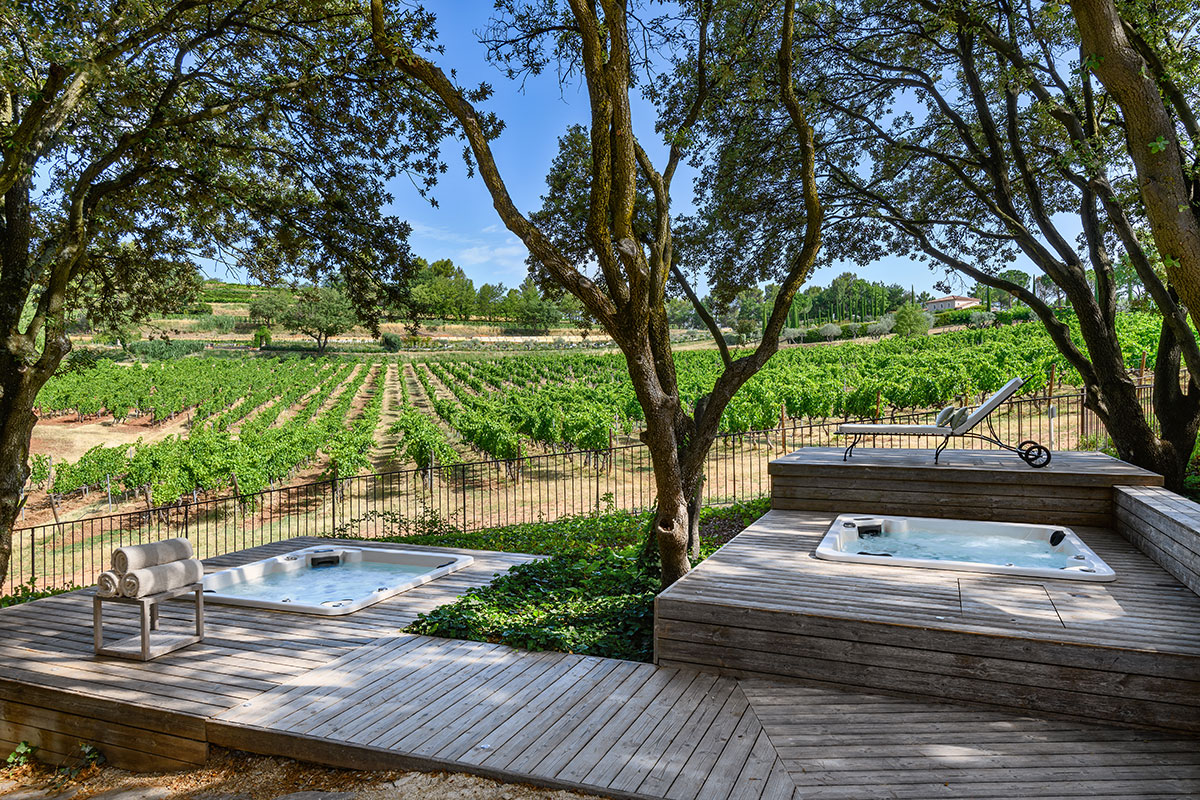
[202,546,473,614]
[815,514,1115,581]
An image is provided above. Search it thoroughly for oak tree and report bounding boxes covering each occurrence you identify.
[371,0,822,585]
[695,0,1200,488]
[0,0,449,588]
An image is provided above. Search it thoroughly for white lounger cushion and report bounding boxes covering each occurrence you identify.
[837,377,1026,439]
[838,423,953,435]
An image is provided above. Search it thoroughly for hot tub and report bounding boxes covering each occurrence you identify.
[202,546,473,614]
[815,514,1115,581]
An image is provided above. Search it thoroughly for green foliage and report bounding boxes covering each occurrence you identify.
[390,410,458,470]
[282,287,358,353]
[934,308,975,327]
[892,303,931,337]
[34,357,386,502]
[188,314,238,334]
[125,340,208,360]
[996,307,1034,324]
[393,510,652,557]
[380,332,406,352]
[248,294,293,327]
[0,581,76,608]
[397,499,769,661]
[818,322,842,340]
[252,325,272,349]
[55,348,126,376]
[408,551,658,661]
[6,741,37,767]
[27,454,51,489]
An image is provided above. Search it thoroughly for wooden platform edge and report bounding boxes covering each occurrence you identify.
[0,684,208,771]
[206,720,658,800]
[1114,486,1200,597]
[654,595,1200,734]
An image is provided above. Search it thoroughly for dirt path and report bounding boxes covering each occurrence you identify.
[0,747,603,800]
[403,363,473,462]
[369,363,405,473]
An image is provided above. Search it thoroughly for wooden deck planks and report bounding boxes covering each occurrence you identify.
[769,447,1162,527]
[0,537,539,772]
[2,531,1198,797]
[740,678,1200,800]
[210,635,801,800]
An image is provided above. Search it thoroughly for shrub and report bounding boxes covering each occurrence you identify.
[380,332,406,352]
[346,499,770,661]
[125,340,208,360]
[997,306,1034,324]
[818,322,841,341]
[781,327,804,343]
[893,303,931,337]
[252,325,272,349]
[190,314,237,333]
[183,301,213,316]
[934,308,975,327]
[968,310,996,328]
[408,551,659,662]
[1,580,76,609]
[867,314,895,338]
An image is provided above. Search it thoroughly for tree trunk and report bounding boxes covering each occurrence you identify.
[0,384,36,593]
[0,347,65,593]
[686,473,705,559]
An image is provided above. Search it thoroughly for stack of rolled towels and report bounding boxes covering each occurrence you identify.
[96,538,202,599]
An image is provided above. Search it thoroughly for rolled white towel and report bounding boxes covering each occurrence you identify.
[96,570,121,598]
[120,559,203,598]
[112,538,193,573]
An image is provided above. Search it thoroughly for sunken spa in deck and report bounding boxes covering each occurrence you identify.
[816,514,1116,581]
[202,545,474,615]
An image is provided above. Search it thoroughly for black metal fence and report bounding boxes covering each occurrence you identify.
[8,385,1146,592]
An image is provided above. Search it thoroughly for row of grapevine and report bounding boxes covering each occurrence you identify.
[47,361,366,502]
[37,357,310,423]
[385,365,460,471]
[323,365,388,478]
[432,317,1164,436]
[415,365,524,460]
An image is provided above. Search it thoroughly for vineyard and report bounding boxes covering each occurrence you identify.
[25,315,1163,527]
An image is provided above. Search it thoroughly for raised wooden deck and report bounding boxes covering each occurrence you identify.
[656,509,1200,731]
[770,448,1163,527]
[2,535,1199,798]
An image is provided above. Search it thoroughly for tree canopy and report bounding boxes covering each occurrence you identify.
[688,0,1200,487]
[283,287,358,353]
[0,0,452,588]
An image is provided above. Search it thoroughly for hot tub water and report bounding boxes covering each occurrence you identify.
[815,514,1115,581]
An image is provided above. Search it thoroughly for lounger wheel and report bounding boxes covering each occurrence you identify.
[1017,440,1052,468]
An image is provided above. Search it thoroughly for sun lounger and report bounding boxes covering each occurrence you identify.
[837,377,1052,467]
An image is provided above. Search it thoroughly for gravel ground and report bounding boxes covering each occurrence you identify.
[0,749,608,800]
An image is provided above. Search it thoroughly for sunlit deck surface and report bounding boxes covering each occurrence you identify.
[2,533,1199,798]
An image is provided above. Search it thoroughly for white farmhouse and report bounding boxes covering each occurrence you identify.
[924,295,981,313]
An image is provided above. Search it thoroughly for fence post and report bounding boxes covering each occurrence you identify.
[29,530,35,587]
